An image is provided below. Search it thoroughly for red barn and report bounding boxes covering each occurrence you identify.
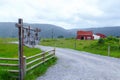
[77,30,94,40]
[96,33,106,38]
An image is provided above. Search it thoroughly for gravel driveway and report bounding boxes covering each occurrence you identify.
[36,45,120,80]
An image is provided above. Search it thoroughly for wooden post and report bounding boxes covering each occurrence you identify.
[42,53,45,63]
[16,18,41,79]
[74,38,76,49]
[17,18,24,80]
[53,48,55,56]
[23,56,26,76]
[108,45,110,56]
[119,37,120,45]
[28,26,30,45]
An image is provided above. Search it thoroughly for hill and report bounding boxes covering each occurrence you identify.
[0,22,120,38]
[69,26,120,37]
[0,22,74,38]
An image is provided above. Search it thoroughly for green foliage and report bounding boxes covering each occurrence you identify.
[0,69,15,80]
[42,39,57,42]
[119,46,120,50]
[42,39,51,42]
[41,38,120,58]
[0,38,18,43]
[25,57,57,80]
[98,38,105,44]
[107,36,119,41]
[0,38,41,58]
[0,57,57,80]
[57,35,64,38]
[0,38,57,80]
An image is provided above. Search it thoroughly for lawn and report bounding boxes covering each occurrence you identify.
[41,38,96,49]
[41,38,95,49]
[41,37,120,58]
[0,38,41,58]
[0,38,57,80]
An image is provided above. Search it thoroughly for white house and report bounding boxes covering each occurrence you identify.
[93,34,100,40]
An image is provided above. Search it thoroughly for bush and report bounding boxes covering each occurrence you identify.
[98,38,105,44]
[42,39,51,42]
[110,45,120,51]
[57,35,64,38]
[107,36,119,42]
[119,46,120,50]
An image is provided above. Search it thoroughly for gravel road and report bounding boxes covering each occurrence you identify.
[36,45,120,80]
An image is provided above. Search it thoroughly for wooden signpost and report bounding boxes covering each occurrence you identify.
[16,18,40,80]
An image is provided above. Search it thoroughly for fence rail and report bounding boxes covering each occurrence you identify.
[0,57,18,61]
[0,63,18,66]
[26,49,55,72]
[0,49,55,78]
[0,57,19,67]
[8,70,19,73]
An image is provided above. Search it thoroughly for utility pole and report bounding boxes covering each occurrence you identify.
[52,28,54,39]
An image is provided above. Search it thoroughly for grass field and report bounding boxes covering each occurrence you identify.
[0,38,57,80]
[41,37,120,58]
[0,38,41,58]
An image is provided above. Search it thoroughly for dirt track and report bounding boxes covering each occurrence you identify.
[37,46,120,80]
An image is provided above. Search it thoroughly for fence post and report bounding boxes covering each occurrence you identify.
[108,45,110,56]
[53,48,55,56]
[42,52,45,63]
[16,18,24,80]
[23,56,26,76]
[74,39,76,49]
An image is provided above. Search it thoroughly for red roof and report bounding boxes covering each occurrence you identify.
[77,30,93,35]
[96,33,106,38]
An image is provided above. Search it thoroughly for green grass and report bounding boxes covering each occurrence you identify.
[0,38,41,58]
[41,38,120,58]
[0,38,57,80]
[25,57,57,80]
[0,57,57,80]
[41,38,96,49]
[0,69,15,80]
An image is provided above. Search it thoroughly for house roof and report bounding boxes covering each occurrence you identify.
[77,30,93,35]
[96,33,106,37]
[96,33,105,36]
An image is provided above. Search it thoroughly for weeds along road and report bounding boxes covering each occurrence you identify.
[36,45,120,80]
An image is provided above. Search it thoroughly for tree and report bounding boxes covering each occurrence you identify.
[57,35,64,38]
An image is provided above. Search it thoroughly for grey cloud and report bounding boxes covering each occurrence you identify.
[0,0,120,29]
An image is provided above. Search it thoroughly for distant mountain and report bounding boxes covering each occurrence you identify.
[0,22,120,38]
[0,22,17,37]
[28,23,74,38]
[86,27,120,36]
[69,27,120,37]
[0,22,74,38]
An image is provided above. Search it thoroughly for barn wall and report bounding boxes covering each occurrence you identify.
[77,35,94,40]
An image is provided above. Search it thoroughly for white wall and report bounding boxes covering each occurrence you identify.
[93,34,100,40]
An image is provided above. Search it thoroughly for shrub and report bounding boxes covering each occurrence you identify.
[98,38,105,44]
[57,35,64,38]
[107,36,119,42]
[119,46,120,50]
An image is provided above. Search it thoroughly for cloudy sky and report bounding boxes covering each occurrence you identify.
[0,0,120,29]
